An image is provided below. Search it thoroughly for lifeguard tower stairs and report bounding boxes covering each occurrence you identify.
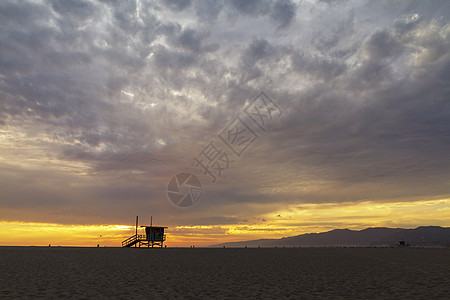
[122,216,167,248]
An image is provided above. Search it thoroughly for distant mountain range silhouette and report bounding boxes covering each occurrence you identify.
[212,226,450,247]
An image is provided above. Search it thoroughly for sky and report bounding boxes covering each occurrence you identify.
[1,0,449,247]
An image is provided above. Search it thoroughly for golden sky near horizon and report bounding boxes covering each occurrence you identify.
[1,0,450,246]
[1,198,449,247]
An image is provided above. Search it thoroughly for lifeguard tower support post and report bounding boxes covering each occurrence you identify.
[122,216,167,248]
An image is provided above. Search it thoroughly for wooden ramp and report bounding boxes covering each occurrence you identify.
[122,234,142,247]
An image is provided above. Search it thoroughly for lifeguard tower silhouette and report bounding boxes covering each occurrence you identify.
[122,216,167,248]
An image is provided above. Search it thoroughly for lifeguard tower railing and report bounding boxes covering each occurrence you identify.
[122,234,166,248]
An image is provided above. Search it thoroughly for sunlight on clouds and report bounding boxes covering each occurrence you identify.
[407,20,450,67]
[147,102,158,108]
[156,138,167,146]
[266,198,450,232]
[121,90,135,97]
[168,198,450,246]
[0,129,91,175]
[166,88,217,122]
[0,198,449,247]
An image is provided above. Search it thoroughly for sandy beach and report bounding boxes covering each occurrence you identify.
[0,247,449,299]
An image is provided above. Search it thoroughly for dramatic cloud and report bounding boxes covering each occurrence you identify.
[0,0,449,245]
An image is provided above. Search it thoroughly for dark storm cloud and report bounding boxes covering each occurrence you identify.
[290,52,347,81]
[228,0,295,29]
[241,39,276,67]
[364,30,404,61]
[168,27,220,53]
[161,0,192,12]
[230,0,270,17]
[1,0,449,227]
[49,0,98,20]
[239,38,277,83]
[194,0,223,23]
[270,0,296,29]
[311,11,355,53]
[266,20,450,201]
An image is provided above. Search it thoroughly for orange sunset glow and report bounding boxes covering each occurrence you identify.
[1,198,449,247]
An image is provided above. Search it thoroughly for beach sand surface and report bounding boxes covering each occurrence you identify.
[0,247,449,299]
